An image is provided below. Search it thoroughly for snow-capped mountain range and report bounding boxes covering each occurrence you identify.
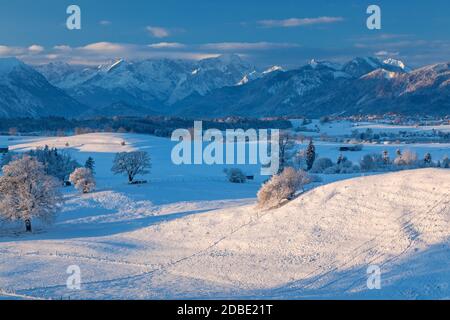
[0,58,86,118]
[35,54,271,112]
[173,57,449,117]
[0,55,448,118]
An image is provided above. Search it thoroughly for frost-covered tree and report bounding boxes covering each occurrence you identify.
[292,148,307,170]
[394,150,418,167]
[0,156,62,232]
[278,132,296,174]
[224,168,247,183]
[257,167,310,209]
[306,139,316,171]
[84,156,95,174]
[69,167,96,193]
[111,151,151,183]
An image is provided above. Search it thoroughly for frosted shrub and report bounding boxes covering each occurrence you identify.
[394,150,418,167]
[310,157,333,173]
[442,156,450,168]
[360,153,385,172]
[224,168,247,183]
[69,167,96,193]
[257,167,310,209]
[322,159,359,174]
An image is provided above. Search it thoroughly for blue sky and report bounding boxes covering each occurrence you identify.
[0,0,449,68]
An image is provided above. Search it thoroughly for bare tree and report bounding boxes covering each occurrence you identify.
[111,151,151,183]
[69,167,96,193]
[278,132,296,174]
[0,156,62,232]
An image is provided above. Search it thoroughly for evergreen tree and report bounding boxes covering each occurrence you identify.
[306,139,316,171]
[84,157,95,174]
[382,150,390,165]
[424,153,432,165]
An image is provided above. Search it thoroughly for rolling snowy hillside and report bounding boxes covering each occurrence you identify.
[0,133,448,299]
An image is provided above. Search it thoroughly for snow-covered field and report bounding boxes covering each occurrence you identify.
[0,133,449,299]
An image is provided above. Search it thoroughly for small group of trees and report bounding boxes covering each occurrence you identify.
[1,145,79,182]
[0,151,98,232]
[359,149,448,172]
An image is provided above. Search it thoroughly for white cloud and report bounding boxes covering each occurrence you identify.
[99,20,112,26]
[45,54,59,60]
[146,26,170,38]
[28,45,45,54]
[54,45,72,52]
[202,42,300,51]
[375,50,399,57]
[0,45,23,56]
[148,42,185,49]
[81,42,126,53]
[258,16,344,28]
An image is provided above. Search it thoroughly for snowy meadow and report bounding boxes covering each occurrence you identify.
[0,119,449,300]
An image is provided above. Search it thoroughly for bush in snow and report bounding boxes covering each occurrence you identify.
[321,157,359,174]
[69,167,96,193]
[360,153,385,172]
[291,148,307,170]
[394,150,418,167]
[112,151,151,183]
[442,156,450,168]
[0,156,62,232]
[224,168,247,183]
[257,167,310,209]
[310,157,333,173]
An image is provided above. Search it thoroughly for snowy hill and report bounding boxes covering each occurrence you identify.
[0,133,448,299]
[0,58,87,118]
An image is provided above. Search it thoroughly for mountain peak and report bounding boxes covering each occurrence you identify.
[0,57,24,74]
[383,58,410,72]
[308,59,341,70]
[98,58,126,73]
